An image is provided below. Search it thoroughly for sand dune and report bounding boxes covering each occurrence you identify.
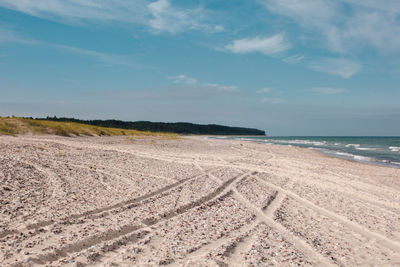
[1,135,400,266]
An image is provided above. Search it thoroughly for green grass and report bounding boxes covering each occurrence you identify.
[0,119,20,135]
[0,117,179,139]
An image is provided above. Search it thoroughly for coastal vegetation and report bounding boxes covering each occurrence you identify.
[36,116,266,135]
[0,117,177,138]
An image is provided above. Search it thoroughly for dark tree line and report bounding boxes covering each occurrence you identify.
[35,117,266,135]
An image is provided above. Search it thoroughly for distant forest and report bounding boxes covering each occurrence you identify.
[34,117,266,135]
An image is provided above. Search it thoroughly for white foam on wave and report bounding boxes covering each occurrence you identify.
[353,155,372,161]
[335,151,354,157]
[234,137,254,141]
[332,151,372,162]
[345,144,377,151]
[355,147,376,151]
[262,142,272,145]
[330,150,400,168]
[268,139,327,146]
[239,137,400,168]
[345,144,360,148]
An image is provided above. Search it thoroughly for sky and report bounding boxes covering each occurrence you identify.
[0,0,399,135]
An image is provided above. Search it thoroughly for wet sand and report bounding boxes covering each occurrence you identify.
[1,135,400,266]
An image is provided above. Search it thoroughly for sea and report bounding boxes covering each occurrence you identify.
[213,136,400,168]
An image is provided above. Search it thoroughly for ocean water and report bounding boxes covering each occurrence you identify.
[216,136,400,168]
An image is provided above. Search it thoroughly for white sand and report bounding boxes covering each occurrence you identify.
[1,135,400,266]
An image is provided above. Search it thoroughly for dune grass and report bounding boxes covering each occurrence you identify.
[0,117,178,139]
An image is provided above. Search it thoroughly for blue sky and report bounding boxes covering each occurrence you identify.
[0,0,399,135]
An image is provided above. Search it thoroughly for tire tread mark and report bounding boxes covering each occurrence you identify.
[21,172,246,265]
[25,168,218,231]
[256,174,400,252]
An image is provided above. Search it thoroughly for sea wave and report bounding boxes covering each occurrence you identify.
[345,144,376,151]
[389,146,400,152]
[268,139,327,146]
[213,136,400,168]
[353,155,373,161]
[355,147,376,151]
[345,144,360,148]
[335,151,354,157]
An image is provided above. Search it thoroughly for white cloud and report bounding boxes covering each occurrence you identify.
[148,0,203,34]
[260,0,400,53]
[313,87,347,94]
[205,83,238,93]
[262,0,339,28]
[54,45,136,66]
[225,34,290,55]
[0,0,219,34]
[213,25,225,32]
[167,74,197,85]
[283,54,304,64]
[261,97,285,104]
[0,0,149,24]
[256,88,272,94]
[0,27,38,45]
[167,75,238,93]
[307,58,362,78]
[0,27,135,66]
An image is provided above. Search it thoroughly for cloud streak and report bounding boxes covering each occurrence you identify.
[225,34,290,55]
[167,74,238,93]
[307,58,362,78]
[0,26,136,66]
[283,54,304,64]
[0,27,39,45]
[261,97,285,104]
[0,0,220,34]
[148,0,219,34]
[167,74,197,85]
[256,88,272,94]
[53,45,136,66]
[313,87,347,94]
[260,0,400,53]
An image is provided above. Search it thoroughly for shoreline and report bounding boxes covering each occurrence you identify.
[210,136,400,169]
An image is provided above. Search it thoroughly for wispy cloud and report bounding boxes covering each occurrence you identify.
[0,0,220,34]
[167,74,197,85]
[0,27,39,45]
[256,88,272,94]
[0,26,136,66]
[225,34,290,55]
[205,83,238,93]
[307,58,362,78]
[261,97,285,104]
[313,87,347,94]
[148,0,217,34]
[167,74,238,93]
[53,45,136,66]
[283,54,304,64]
[260,0,400,53]
[0,0,148,24]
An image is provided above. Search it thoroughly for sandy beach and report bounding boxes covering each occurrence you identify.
[1,135,400,266]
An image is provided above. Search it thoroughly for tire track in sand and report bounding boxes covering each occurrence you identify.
[21,172,252,265]
[231,189,334,266]
[255,174,400,253]
[26,168,219,230]
[0,167,219,241]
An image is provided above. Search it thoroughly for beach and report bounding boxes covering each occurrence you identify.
[1,135,400,266]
